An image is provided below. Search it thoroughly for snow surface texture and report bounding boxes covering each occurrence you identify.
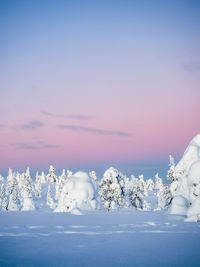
[0,211,199,267]
[170,134,200,222]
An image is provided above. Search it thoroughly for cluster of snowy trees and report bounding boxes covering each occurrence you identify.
[0,134,199,221]
[0,164,170,214]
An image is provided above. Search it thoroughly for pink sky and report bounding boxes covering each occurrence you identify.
[0,1,200,176]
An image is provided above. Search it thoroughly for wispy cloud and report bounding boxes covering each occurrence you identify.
[0,124,6,129]
[42,110,93,121]
[58,125,132,137]
[11,141,60,150]
[16,120,45,131]
[183,62,200,72]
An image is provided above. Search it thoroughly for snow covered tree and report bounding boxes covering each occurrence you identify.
[46,184,55,209]
[126,178,150,210]
[0,174,4,181]
[1,184,8,211]
[154,173,163,189]
[8,177,19,211]
[157,184,173,210]
[40,172,46,183]
[167,155,177,181]
[146,179,154,191]
[89,171,97,180]
[99,167,127,211]
[35,174,42,198]
[20,172,35,211]
[46,165,57,182]
[58,169,66,186]
[67,170,72,178]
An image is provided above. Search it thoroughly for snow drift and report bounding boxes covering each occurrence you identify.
[170,134,200,221]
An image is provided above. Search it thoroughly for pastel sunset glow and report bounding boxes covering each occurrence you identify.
[1,0,200,177]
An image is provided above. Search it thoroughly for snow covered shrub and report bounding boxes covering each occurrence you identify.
[55,171,98,214]
[99,167,128,211]
[157,184,173,210]
[126,178,149,210]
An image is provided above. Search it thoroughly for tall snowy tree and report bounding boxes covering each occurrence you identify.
[46,184,55,209]
[21,172,35,211]
[46,166,58,182]
[58,169,66,186]
[8,176,19,211]
[167,155,177,181]
[35,174,42,198]
[1,184,8,211]
[154,173,163,189]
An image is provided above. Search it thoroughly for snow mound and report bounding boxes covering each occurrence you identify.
[175,134,200,177]
[54,171,98,214]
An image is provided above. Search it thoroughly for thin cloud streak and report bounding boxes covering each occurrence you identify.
[20,120,45,130]
[58,125,132,137]
[11,141,60,150]
[183,62,200,72]
[42,110,93,121]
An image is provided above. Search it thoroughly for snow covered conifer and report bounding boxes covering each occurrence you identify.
[99,167,127,211]
[21,172,35,211]
[46,184,55,209]
[58,169,66,186]
[126,178,149,210]
[0,174,4,181]
[8,177,19,211]
[167,155,177,181]
[1,184,8,211]
[146,179,154,191]
[89,171,97,180]
[157,184,173,210]
[67,170,72,178]
[155,173,163,189]
[40,172,46,183]
[35,174,42,198]
[46,165,57,182]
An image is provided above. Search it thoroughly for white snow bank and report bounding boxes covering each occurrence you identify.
[54,171,98,214]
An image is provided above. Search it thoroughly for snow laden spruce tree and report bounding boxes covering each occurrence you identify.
[20,168,35,211]
[0,184,8,211]
[46,184,55,209]
[99,167,128,211]
[46,165,58,183]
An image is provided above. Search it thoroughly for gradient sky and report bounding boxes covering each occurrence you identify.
[0,0,200,178]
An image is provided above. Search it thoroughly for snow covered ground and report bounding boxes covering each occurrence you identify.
[0,210,200,267]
